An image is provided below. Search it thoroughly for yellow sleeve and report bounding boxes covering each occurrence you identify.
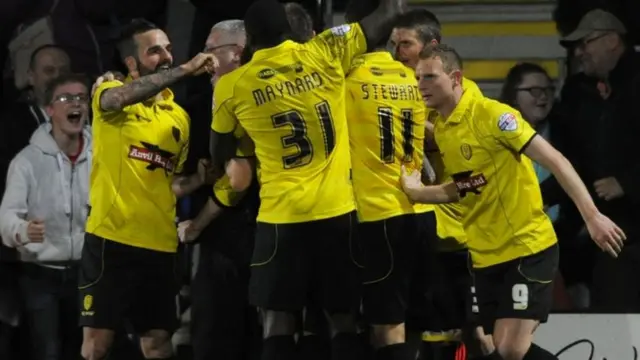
[210,174,246,208]
[92,80,134,120]
[210,77,237,134]
[484,102,537,153]
[306,23,368,73]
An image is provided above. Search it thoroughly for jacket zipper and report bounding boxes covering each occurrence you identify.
[69,162,75,261]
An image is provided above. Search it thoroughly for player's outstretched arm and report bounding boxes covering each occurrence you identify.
[99,53,218,112]
[523,135,626,257]
[400,165,458,203]
[355,0,406,51]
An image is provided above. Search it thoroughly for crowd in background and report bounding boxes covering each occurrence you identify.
[0,0,639,359]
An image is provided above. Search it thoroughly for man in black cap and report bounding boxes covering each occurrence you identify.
[552,8,640,313]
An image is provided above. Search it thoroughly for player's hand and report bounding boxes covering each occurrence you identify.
[594,177,624,201]
[178,220,202,243]
[197,159,218,185]
[401,165,423,201]
[181,53,219,76]
[91,71,126,96]
[23,219,45,243]
[585,212,626,258]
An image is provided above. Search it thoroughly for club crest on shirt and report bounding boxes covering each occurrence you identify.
[498,112,518,132]
[331,24,351,36]
[460,143,472,160]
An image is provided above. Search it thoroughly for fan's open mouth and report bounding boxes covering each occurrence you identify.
[67,111,82,123]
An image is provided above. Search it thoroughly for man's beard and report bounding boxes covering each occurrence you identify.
[137,60,173,76]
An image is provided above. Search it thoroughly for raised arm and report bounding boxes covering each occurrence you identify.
[100,53,218,112]
[357,0,406,51]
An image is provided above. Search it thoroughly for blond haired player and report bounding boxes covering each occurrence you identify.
[401,44,625,360]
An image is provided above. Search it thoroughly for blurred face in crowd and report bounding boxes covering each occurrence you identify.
[205,30,245,84]
[28,48,71,104]
[131,30,174,76]
[573,31,620,78]
[514,72,554,126]
[46,82,89,137]
[416,56,461,110]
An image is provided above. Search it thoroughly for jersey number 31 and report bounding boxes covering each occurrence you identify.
[272,100,336,169]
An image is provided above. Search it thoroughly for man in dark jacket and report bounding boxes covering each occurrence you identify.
[554,9,640,312]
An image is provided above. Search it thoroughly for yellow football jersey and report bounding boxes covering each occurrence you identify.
[346,52,431,222]
[427,79,482,248]
[432,90,557,268]
[211,23,369,224]
[87,80,190,253]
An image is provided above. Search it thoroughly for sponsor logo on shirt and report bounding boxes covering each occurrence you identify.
[331,24,351,36]
[128,142,176,172]
[452,170,487,197]
[498,112,518,132]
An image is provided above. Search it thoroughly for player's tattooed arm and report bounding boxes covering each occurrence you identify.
[99,67,189,112]
[357,0,406,51]
[171,159,219,198]
[100,52,218,112]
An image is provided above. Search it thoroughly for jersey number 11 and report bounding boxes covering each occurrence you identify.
[378,107,415,163]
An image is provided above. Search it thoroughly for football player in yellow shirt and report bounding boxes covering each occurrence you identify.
[391,9,483,359]
[208,1,406,359]
[401,44,625,360]
[79,19,217,360]
[343,3,436,360]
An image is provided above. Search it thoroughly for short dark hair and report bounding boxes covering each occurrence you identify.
[500,63,552,107]
[116,18,159,60]
[419,44,462,73]
[244,0,292,48]
[44,73,89,104]
[29,44,68,70]
[285,2,314,43]
[394,9,442,44]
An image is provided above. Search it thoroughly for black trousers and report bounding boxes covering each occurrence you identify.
[19,263,81,360]
[191,224,261,360]
[591,240,640,312]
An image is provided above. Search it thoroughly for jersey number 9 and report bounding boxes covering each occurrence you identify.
[378,107,415,164]
[271,101,336,169]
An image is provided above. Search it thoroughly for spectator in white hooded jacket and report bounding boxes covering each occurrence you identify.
[0,73,91,360]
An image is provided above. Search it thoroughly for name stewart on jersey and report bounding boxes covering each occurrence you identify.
[252,71,324,106]
[359,83,420,102]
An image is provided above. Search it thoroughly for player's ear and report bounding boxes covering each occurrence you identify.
[451,69,463,87]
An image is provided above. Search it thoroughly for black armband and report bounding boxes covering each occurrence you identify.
[209,130,237,169]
